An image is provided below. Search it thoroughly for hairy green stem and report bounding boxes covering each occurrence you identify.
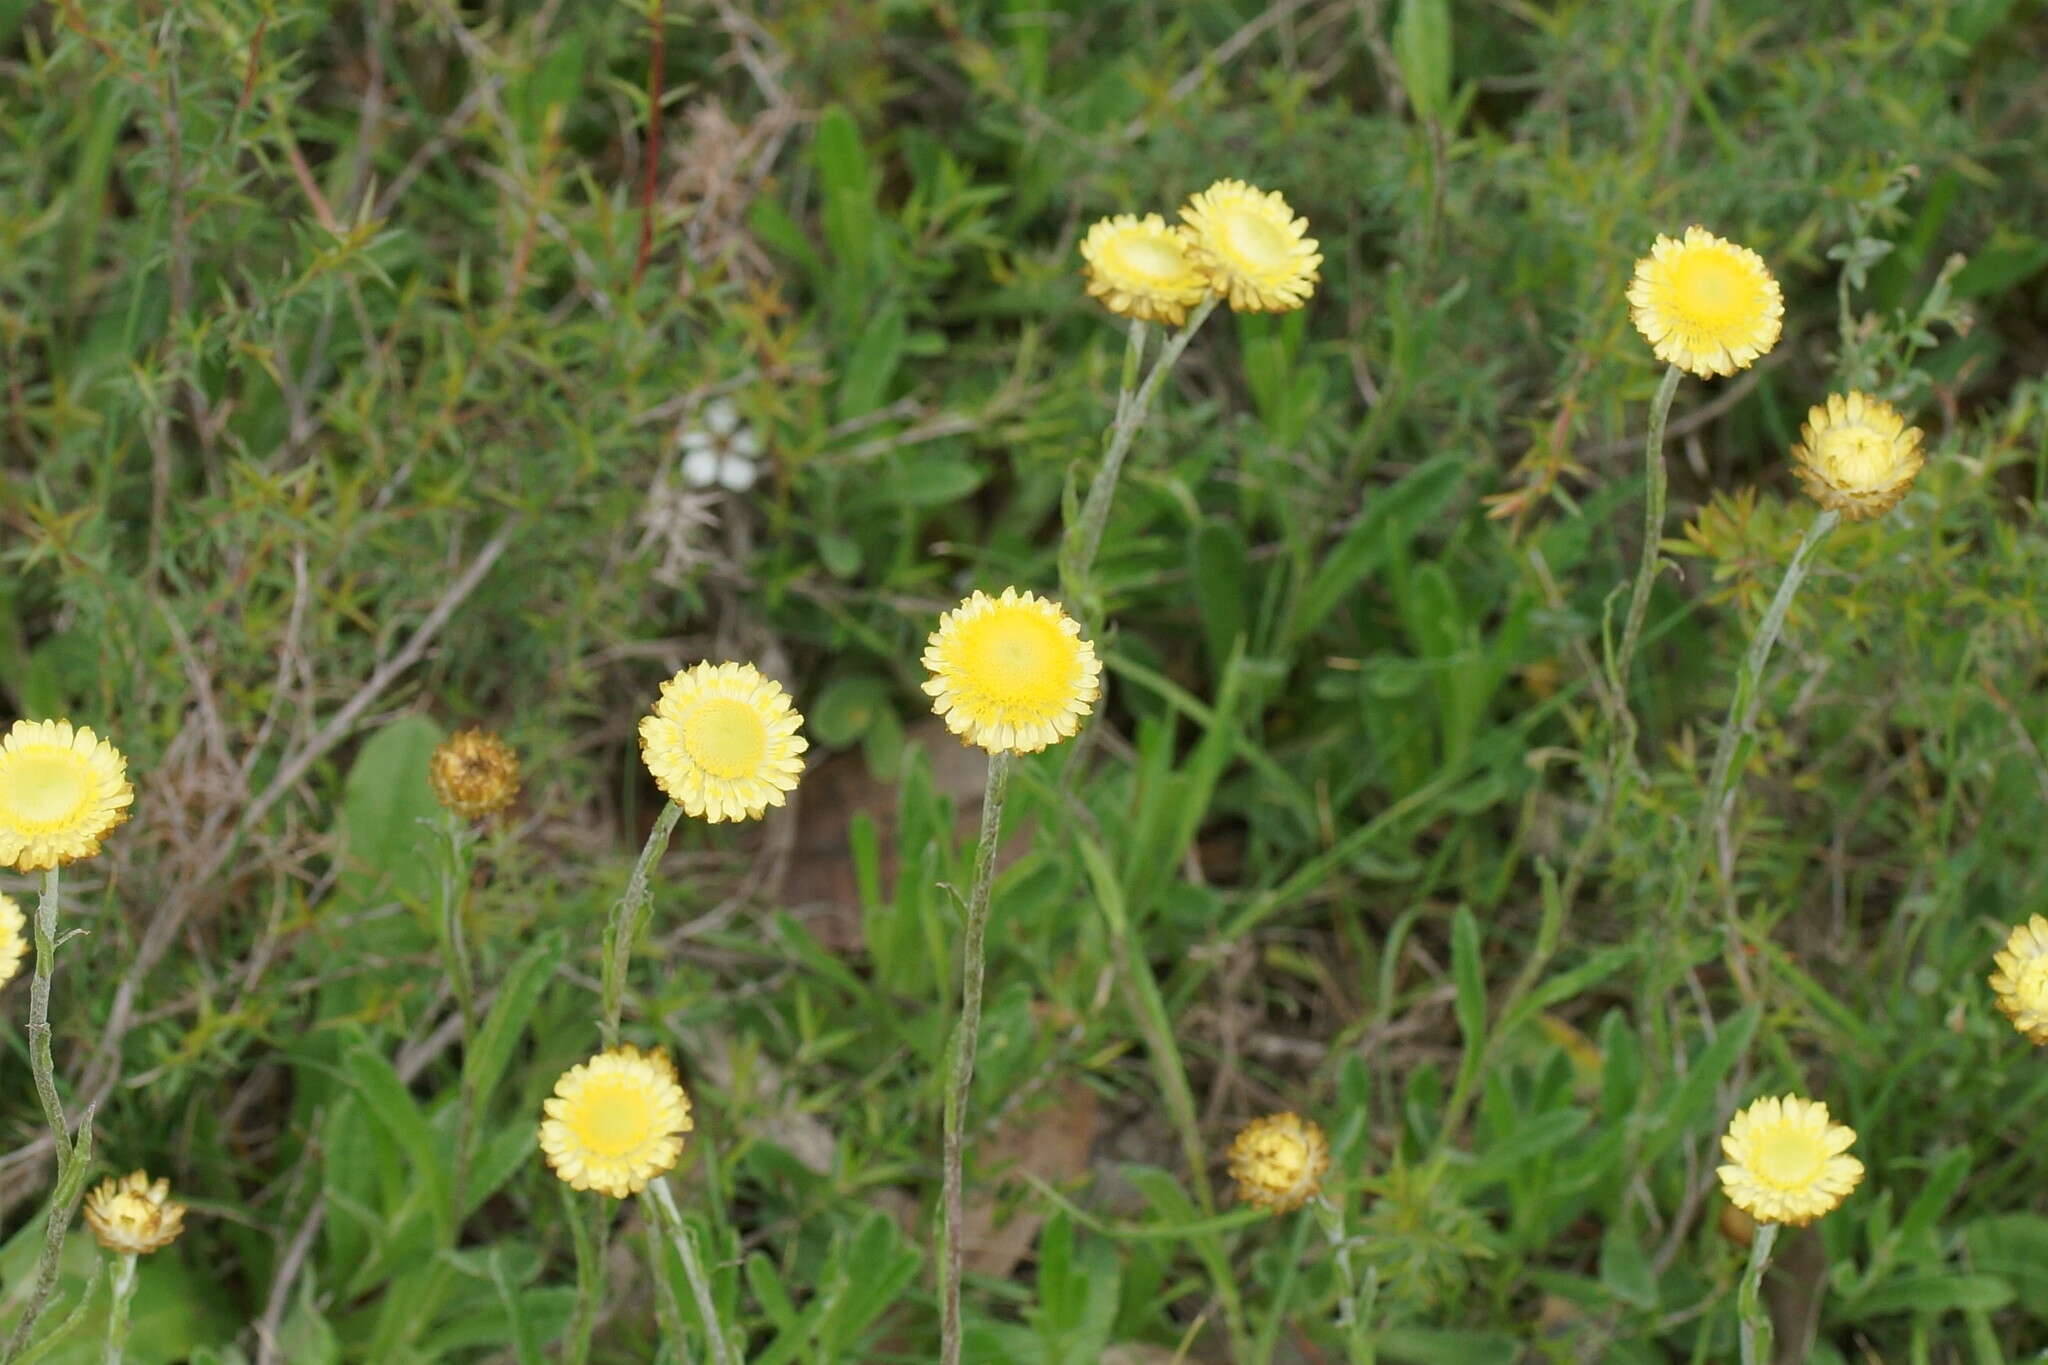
[1062,295,1220,615]
[1737,1221,1779,1365]
[937,753,1012,1365]
[1313,1195,1376,1365]
[1668,508,1840,926]
[435,814,480,1224]
[101,1254,138,1365]
[1607,363,1685,720]
[648,1176,735,1365]
[3,868,92,1365]
[600,801,684,1046]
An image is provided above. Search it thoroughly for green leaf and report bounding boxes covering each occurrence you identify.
[1843,1273,2014,1318]
[809,675,892,748]
[1291,455,1465,645]
[342,1045,452,1242]
[1450,906,1485,1054]
[1963,1215,2048,1320]
[1393,0,1453,122]
[338,714,445,910]
[1189,518,1250,681]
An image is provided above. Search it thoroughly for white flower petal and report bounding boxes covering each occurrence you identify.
[680,431,716,456]
[681,450,723,488]
[717,456,759,492]
[703,398,739,436]
[728,427,761,458]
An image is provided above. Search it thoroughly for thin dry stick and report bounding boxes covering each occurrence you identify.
[937,753,1011,1365]
[632,0,667,289]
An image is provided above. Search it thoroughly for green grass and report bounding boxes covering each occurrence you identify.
[4,0,2048,1360]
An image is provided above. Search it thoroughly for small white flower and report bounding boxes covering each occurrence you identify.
[679,398,762,492]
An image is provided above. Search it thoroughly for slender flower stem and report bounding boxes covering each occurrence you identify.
[648,1176,736,1365]
[3,868,92,1365]
[1667,508,1841,925]
[1607,363,1685,720]
[102,1254,138,1365]
[600,802,684,1047]
[1737,1221,1779,1365]
[1062,295,1220,616]
[558,1183,604,1365]
[938,753,1012,1365]
[434,814,480,1224]
[1312,1196,1376,1365]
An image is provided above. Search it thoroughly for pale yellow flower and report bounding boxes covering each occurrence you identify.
[540,1045,694,1199]
[1179,180,1321,313]
[1227,1112,1330,1213]
[83,1171,187,1255]
[429,727,521,820]
[1790,391,1926,521]
[921,588,1101,755]
[0,719,135,871]
[1079,213,1211,326]
[1990,914,2048,1045]
[1716,1094,1863,1227]
[1626,226,1783,378]
[638,662,808,823]
[0,893,25,989]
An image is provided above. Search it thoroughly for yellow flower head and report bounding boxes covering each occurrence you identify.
[1227,1112,1331,1213]
[1080,213,1212,327]
[1990,914,2048,1045]
[921,588,1101,755]
[0,893,25,990]
[1179,179,1321,313]
[83,1171,187,1255]
[540,1044,694,1198]
[638,662,808,823]
[1790,391,1925,522]
[1716,1094,1863,1227]
[0,719,135,871]
[429,727,521,821]
[1626,226,1784,378]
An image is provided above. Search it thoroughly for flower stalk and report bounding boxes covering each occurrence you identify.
[102,1253,138,1365]
[433,812,481,1222]
[1737,1221,1779,1365]
[1606,362,1684,721]
[600,801,684,1047]
[648,1175,735,1365]
[937,751,1012,1365]
[1312,1195,1377,1365]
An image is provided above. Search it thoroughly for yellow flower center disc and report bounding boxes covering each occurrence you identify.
[1113,235,1188,282]
[4,753,90,828]
[1221,207,1291,268]
[1750,1128,1826,1189]
[961,610,1068,706]
[682,699,770,780]
[1818,425,1892,489]
[1669,251,1758,331]
[577,1080,657,1157]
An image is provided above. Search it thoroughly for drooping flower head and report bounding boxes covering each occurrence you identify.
[638,662,808,823]
[1627,226,1783,378]
[540,1045,694,1198]
[1079,213,1212,327]
[1790,391,1925,521]
[1716,1094,1863,1227]
[0,720,135,871]
[922,589,1101,755]
[1991,914,2048,1045]
[83,1171,187,1255]
[429,728,521,821]
[0,893,25,989]
[1227,1112,1330,1213]
[1179,180,1321,313]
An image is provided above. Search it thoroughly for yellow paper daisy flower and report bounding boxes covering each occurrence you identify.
[1179,179,1321,313]
[540,1044,694,1198]
[1716,1094,1863,1227]
[921,588,1101,755]
[1228,1112,1331,1213]
[1079,212,1212,327]
[0,893,25,990]
[1790,391,1926,522]
[429,727,522,820]
[83,1171,187,1255]
[1990,914,2048,1045]
[0,719,136,871]
[638,662,808,823]
[1626,226,1784,378]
